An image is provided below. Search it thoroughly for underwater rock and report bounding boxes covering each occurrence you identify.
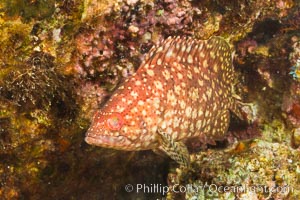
[167,139,300,200]
[282,83,300,127]
[292,128,300,148]
[289,36,300,80]
[3,0,55,21]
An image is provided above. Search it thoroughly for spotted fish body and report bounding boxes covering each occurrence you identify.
[85,36,240,166]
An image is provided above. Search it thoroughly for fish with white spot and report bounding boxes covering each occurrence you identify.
[85,36,243,168]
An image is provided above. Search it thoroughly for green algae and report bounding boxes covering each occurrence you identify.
[181,139,300,199]
[0,20,33,67]
[3,0,55,21]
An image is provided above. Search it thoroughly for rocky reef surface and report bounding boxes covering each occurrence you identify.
[0,0,299,199]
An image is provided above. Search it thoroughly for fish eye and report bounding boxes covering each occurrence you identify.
[106,115,123,130]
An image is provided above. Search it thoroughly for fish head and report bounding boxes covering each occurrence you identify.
[85,110,129,149]
[85,108,152,150]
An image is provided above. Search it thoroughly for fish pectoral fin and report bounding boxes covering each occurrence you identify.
[157,128,190,169]
[152,148,169,158]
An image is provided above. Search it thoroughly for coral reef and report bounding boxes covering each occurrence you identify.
[0,0,300,199]
[181,139,300,200]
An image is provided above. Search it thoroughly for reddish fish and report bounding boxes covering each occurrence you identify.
[85,36,242,168]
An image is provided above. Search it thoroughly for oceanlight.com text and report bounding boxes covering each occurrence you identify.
[124,183,293,196]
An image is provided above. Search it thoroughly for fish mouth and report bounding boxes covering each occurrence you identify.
[85,133,133,150]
